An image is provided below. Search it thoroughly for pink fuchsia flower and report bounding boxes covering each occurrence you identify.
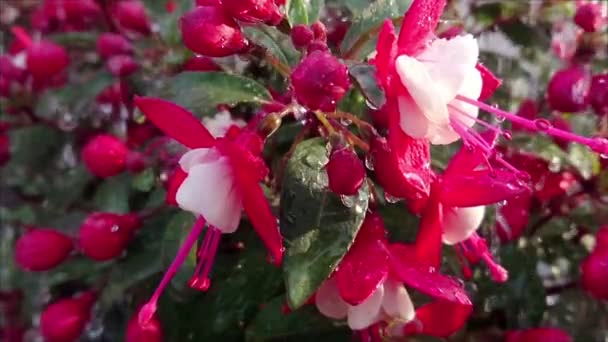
[505,328,573,342]
[134,96,283,324]
[373,0,608,158]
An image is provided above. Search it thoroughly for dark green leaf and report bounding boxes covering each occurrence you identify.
[244,26,300,67]
[93,174,131,213]
[286,0,324,26]
[6,125,63,168]
[342,0,372,13]
[47,165,93,209]
[340,0,412,59]
[348,63,386,109]
[49,32,97,48]
[166,72,272,116]
[132,168,156,192]
[280,138,369,309]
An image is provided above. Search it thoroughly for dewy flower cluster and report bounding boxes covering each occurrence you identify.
[2,0,607,341]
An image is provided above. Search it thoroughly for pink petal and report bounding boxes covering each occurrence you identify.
[476,63,502,101]
[166,167,187,205]
[397,0,447,56]
[374,19,398,96]
[134,96,215,149]
[403,301,472,337]
[444,130,499,176]
[412,185,443,268]
[496,193,532,242]
[440,170,530,207]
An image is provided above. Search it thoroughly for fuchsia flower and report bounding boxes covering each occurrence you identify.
[373,0,608,159]
[315,213,472,337]
[134,97,283,324]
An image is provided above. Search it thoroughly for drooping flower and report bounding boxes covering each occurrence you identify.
[134,96,283,324]
[373,0,608,157]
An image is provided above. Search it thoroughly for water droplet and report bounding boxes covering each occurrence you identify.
[364,154,375,170]
[339,117,352,126]
[502,130,512,141]
[110,225,120,233]
[384,192,402,204]
[340,194,356,208]
[548,157,561,172]
[365,99,379,111]
[590,136,608,157]
[534,119,552,131]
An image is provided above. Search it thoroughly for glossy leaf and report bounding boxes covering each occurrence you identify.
[285,0,324,26]
[348,63,386,110]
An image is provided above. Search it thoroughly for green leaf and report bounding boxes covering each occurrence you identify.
[132,168,156,192]
[348,63,386,110]
[245,296,349,341]
[93,174,131,213]
[160,212,198,298]
[47,165,93,209]
[243,26,300,67]
[166,72,272,116]
[280,138,369,309]
[49,32,97,48]
[342,0,372,13]
[6,125,63,168]
[286,0,324,26]
[340,0,412,59]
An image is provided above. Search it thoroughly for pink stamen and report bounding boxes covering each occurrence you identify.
[464,233,508,283]
[188,226,221,291]
[455,95,608,156]
[448,103,505,137]
[138,216,206,325]
[10,26,33,48]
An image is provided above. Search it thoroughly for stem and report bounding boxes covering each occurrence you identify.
[262,49,291,78]
[314,111,336,135]
[330,118,370,152]
[342,17,403,60]
[328,111,376,136]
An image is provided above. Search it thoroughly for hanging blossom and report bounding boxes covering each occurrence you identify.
[133,97,283,324]
[315,212,472,338]
[373,0,608,161]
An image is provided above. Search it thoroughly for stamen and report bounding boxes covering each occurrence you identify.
[448,103,505,136]
[138,216,206,325]
[455,95,608,157]
[464,233,508,283]
[188,226,221,291]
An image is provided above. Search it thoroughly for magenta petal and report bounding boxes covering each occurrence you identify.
[134,96,215,149]
[444,130,499,176]
[404,301,472,337]
[440,170,530,207]
[476,63,502,101]
[412,185,443,268]
[397,0,447,56]
[374,19,398,95]
[166,167,187,206]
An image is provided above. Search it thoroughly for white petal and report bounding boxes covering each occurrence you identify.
[395,55,449,125]
[315,277,348,319]
[398,95,430,139]
[442,206,486,245]
[179,148,220,172]
[416,35,480,102]
[427,123,461,145]
[347,285,384,330]
[175,157,242,233]
[449,67,483,128]
[382,280,415,322]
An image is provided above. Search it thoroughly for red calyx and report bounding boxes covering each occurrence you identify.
[40,293,95,342]
[547,66,591,113]
[81,134,129,178]
[79,212,140,261]
[106,55,139,77]
[291,25,314,49]
[126,307,163,342]
[222,0,283,26]
[590,74,608,116]
[291,51,350,112]
[96,33,133,59]
[113,0,152,36]
[326,148,365,196]
[574,3,604,33]
[26,40,69,80]
[580,249,608,300]
[14,229,73,271]
[180,6,249,57]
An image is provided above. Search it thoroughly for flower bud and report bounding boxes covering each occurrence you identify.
[581,250,608,300]
[547,66,590,113]
[590,74,608,116]
[81,134,129,178]
[126,307,163,342]
[26,40,69,80]
[96,33,133,59]
[182,55,221,72]
[79,212,138,261]
[311,21,327,41]
[222,0,283,25]
[291,51,350,111]
[180,6,248,57]
[306,40,329,53]
[574,3,604,33]
[0,134,10,166]
[113,0,152,35]
[40,293,94,342]
[14,229,73,271]
[291,24,314,48]
[106,55,139,77]
[326,148,365,195]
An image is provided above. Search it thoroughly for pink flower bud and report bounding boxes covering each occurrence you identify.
[113,0,152,35]
[581,249,608,300]
[306,40,329,53]
[126,307,163,342]
[106,55,139,77]
[26,41,69,80]
[326,148,365,195]
[79,212,137,261]
[180,6,249,57]
[590,73,608,116]
[182,55,221,72]
[14,229,73,271]
[547,66,590,113]
[574,3,604,33]
[81,134,129,178]
[222,0,283,25]
[291,51,350,111]
[505,328,572,342]
[96,33,133,59]
[311,21,327,42]
[291,24,314,48]
[0,134,9,166]
[40,294,94,342]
